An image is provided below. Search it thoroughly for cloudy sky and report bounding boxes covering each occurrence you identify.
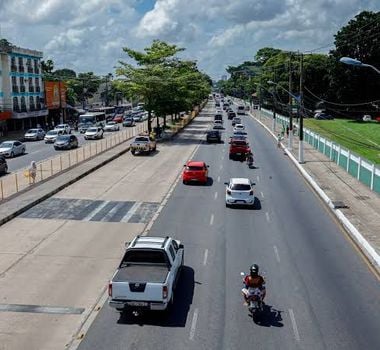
[0,0,378,79]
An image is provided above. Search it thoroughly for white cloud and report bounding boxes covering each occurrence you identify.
[0,0,378,79]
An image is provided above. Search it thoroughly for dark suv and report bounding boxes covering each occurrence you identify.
[228,111,236,120]
[206,130,222,143]
[0,156,8,175]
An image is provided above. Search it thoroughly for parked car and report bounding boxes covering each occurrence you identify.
[314,112,333,120]
[206,130,222,143]
[55,124,71,134]
[0,140,26,157]
[182,160,209,185]
[108,236,184,312]
[123,117,135,127]
[0,156,8,175]
[44,129,64,143]
[54,135,79,150]
[24,128,45,141]
[225,178,255,207]
[84,127,103,140]
[104,121,120,132]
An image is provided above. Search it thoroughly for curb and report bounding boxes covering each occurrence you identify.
[0,144,131,227]
[248,110,380,271]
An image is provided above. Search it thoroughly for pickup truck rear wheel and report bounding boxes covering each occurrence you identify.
[116,308,124,312]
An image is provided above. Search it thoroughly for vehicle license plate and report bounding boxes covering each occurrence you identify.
[236,153,241,155]
[127,301,148,307]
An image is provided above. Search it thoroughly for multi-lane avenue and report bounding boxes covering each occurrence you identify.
[75,101,380,350]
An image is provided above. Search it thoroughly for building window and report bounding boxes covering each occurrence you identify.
[13,97,19,112]
[28,77,33,85]
[11,76,17,85]
[20,96,26,112]
[35,77,39,86]
[11,57,17,72]
[29,96,35,111]
[27,58,33,73]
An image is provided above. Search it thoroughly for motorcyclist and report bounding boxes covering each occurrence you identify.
[242,264,266,305]
[246,151,254,166]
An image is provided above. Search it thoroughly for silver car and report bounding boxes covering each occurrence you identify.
[0,140,26,158]
[24,128,45,141]
[104,121,120,132]
[44,129,64,143]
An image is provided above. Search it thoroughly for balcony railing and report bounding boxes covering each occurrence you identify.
[36,86,41,92]
[11,65,17,72]
[20,85,26,93]
[29,86,35,92]
[12,85,19,93]
[18,66,25,72]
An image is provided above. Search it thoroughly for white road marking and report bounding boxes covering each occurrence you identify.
[120,202,142,223]
[83,201,109,221]
[289,308,301,342]
[203,249,209,266]
[217,176,220,183]
[214,192,218,199]
[260,192,264,198]
[189,308,199,340]
[265,212,270,222]
[209,214,214,226]
[257,175,260,182]
[273,245,280,263]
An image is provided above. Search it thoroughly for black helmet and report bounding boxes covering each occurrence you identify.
[250,264,259,276]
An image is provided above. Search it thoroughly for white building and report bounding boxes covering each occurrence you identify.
[0,40,48,131]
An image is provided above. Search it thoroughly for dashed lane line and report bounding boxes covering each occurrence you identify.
[209,214,214,226]
[203,249,209,266]
[273,245,280,263]
[214,192,218,200]
[289,308,301,342]
[189,308,199,340]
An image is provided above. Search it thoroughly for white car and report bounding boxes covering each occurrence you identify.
[225,178,255,207]
[24,128,45,141]
[44,129,64,143]
[213,120,224,130]
[55,124,71,134]
[233,124,245,132]
[0,140,26,158]
[84,127,104,140]
[104,121,120,132]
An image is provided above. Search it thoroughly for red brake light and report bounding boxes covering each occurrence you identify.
[163,285,168,299]
[108,282,112,296]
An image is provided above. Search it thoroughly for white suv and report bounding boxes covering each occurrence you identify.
[225,178,255,207]
[55,124,71,134]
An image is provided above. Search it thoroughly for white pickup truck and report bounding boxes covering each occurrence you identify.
[108,236,184,312]
[130,135,156,155]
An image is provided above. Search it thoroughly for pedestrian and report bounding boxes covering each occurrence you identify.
[277,133,283,148]
[286,126,289,137]
[29,161,37,184]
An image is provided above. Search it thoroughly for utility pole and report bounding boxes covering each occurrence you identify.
[298,53,304,163]
[272,67,276,132]
[288,53,293,150]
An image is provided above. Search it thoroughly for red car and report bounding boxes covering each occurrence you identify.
[229,139,251,160]
[113,114,124,123]
[182,161,209,185]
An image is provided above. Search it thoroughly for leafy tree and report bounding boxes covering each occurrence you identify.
[41,59,54,74]
[66,72,101,107]
[54,69,76,79]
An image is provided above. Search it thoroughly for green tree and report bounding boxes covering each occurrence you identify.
[66,72,101,108]
[41,59,54,74]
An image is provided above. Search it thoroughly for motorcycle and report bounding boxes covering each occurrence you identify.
[246,154,254,168]
[241,272,264,318]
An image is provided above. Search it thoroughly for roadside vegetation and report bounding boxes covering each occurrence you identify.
[304,119,380,164]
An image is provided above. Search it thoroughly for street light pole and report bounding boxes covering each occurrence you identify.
[288,53,293,150]
[339,57,380,74]
[299,53,304,163]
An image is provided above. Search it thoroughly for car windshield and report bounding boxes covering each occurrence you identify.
[47,130,58,135]
[87,128,98,132]
[231,184,251,191]
[57,135,70,141]
[26,129,38,133]
[232,141,247,146]
[186,166,204,171]
[0,142,13,148]
[107,122,115,125]
[135,137,148,142]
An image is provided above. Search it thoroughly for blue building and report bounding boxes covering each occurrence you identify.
[0,40,48,132]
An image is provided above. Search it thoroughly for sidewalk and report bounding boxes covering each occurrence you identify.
[249,108,380,270]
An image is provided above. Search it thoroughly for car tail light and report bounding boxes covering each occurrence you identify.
[162,285,168,299]
[249,190,254,196]
[227,189,232,195]
[108,282,112,296]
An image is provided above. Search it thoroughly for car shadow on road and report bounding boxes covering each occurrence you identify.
[117,265,195,327]
[184,177,213,186]
[227,197,261,210]
[250,304,284,327]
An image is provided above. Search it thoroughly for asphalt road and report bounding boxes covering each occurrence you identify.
[3,126,136,173]
[77,103,380,350]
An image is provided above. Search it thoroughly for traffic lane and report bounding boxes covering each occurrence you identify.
[232,111,380,348]
[77,107,222,350]
[4,126,137,173]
